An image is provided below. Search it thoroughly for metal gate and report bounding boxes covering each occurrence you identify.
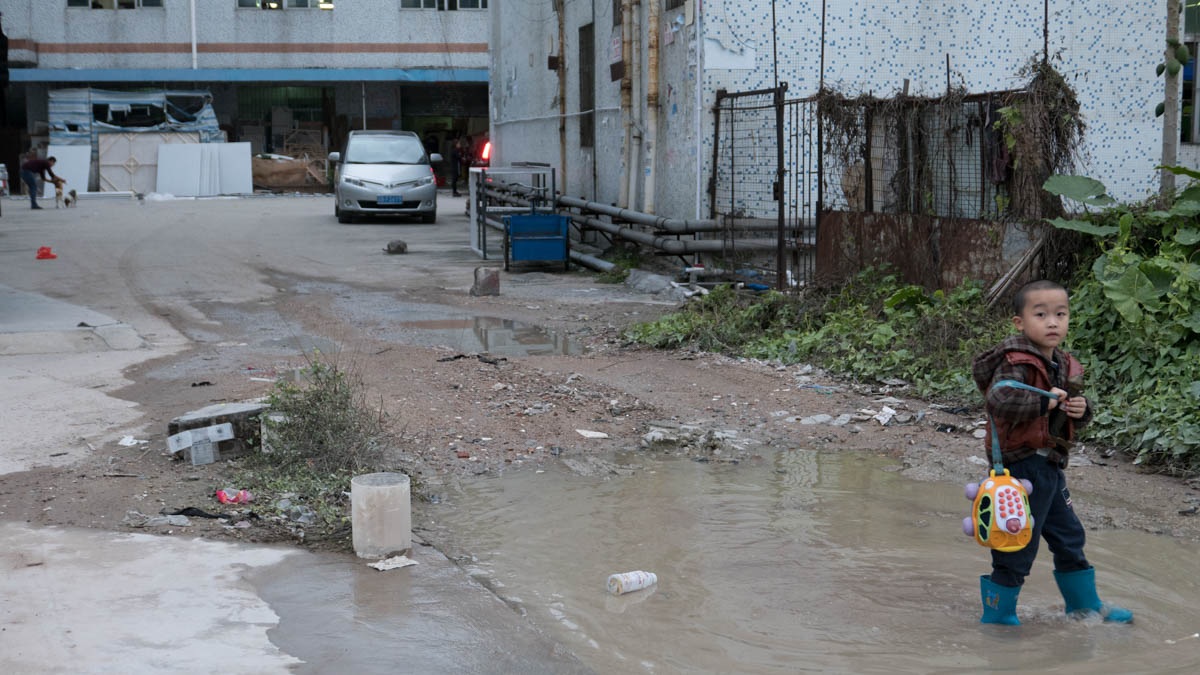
[709,85,818,290]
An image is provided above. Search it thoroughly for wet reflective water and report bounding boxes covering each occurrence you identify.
[429,450,1200,674]
[398,315,578,356]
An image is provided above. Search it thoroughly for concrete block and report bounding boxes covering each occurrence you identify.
[168,402,269,460]
[385,240,408,254]
[470,267,500,296]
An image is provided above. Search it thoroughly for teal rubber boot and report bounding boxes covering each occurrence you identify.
[1053,568,1133,623]
[980,575,1021,625]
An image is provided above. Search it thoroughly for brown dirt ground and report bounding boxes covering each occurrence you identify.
[3,278,1198,552]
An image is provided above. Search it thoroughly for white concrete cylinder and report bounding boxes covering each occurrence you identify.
[351,472,411,559]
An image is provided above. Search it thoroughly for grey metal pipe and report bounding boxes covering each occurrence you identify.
[495,183,717,232]
[571,214,780,254]
[569,250,617,273]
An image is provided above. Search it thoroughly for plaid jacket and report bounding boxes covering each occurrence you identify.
[972,335,1092,466]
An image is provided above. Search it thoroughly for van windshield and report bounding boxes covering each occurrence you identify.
[344,135,427,164]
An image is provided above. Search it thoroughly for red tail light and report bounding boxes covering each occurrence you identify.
[481,141,491,161]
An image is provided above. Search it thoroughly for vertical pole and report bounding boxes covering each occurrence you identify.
[945,54,951,95]
[1163,0,1181,202]
[1043,0,1049,65]
[190,0,198,70]
[709,92,722,220]
[360,82,366,130]
[816,0,826,246]
[775,85,786,290]
[771,0,779,90]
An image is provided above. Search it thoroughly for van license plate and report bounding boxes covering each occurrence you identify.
[378,195,404,205]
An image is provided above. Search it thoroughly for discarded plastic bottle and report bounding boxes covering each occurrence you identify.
[607,570,658,595]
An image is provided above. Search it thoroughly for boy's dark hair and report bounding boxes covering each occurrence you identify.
[47,156,57,162]
[1012,280,1067,315]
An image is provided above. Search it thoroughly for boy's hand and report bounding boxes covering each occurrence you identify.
[1048,387,1069,410]
[1062,395,1088,419]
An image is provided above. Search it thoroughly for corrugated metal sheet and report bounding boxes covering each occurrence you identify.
[48,88,224,146]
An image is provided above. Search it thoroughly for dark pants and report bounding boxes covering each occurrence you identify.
[990,454,1090,587]
[21,169,40,207]
[449,161,462,194]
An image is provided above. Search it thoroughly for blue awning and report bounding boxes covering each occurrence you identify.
[10,68,489,83]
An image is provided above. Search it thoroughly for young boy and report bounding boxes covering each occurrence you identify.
[971,280,1132,625]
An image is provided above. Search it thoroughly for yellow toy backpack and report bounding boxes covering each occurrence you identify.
[961,380,1059,552]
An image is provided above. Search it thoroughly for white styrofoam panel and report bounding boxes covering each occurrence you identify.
[218,143,253,195]
[156,143,202,197]
[42,144,91,199]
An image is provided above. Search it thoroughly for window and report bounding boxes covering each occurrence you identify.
[344,135,428,165]
[1185,42,1197,144]
[401,0,486,9]
[579,23,595,148]
[237,1,283,8]
[665,0,684,10]
[613,0,622,27]
[70,0,162,7]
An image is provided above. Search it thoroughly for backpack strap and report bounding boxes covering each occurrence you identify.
[988,380,1059,473]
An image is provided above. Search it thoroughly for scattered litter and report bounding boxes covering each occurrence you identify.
[368,555,419,571]
[456,450,471,459]
[168,507,223,519]
[438,353,507,366]
[1067,454,1094,468]
[248,377,276,382]
[233,521,252,529]
[607,570,658,595]
[799,414,833,425]
[36,246,57,260]
[1180,505,1199,516]
[384,239,408,255]
[123,510,192,528]
[881,378,908,387]
[190,381,213,387]
[102,473,140,478]
[118,436,148,447]
[972,429,987,439]
[892,413,915,425]
[576,429,610,439]
[770,410,790,417]
[936,424,958,433]
[77,322,94,328]
[288,505,317,525]
[49,452,68,458]
[800,384,837,395]
[874,396,905,406]
[830,414,853,427]
[967,456,989,466]
[873,406,897,426]
[216,488,254,504]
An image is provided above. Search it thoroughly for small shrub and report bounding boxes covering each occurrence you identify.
[237,352,399,530]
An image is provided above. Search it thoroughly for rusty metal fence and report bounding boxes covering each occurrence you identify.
[708,85,819,290]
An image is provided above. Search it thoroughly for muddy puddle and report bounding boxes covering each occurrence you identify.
[425,450,1200,673]
[398,315,578,357]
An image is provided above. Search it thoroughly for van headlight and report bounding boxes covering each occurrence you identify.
[417,176,434,187]
[342,176,366,187]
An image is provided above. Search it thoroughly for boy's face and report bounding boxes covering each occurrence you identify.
[1013,288,1070,352]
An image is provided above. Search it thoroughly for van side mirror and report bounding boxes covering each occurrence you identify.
[328,152,341,163]
[430,153,443,163]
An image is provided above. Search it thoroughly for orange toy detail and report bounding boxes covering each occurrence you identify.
[969,469,1033,552]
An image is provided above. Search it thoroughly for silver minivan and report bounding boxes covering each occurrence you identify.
[330,130,441,224]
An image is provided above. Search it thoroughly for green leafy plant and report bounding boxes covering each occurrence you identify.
[629,270,1008,403]
[236,351,400,533]
[1044,172,1200,471]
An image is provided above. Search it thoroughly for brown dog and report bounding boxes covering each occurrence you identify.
[52,178,66,208]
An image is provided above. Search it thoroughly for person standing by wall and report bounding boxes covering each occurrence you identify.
[21,156,59,210]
